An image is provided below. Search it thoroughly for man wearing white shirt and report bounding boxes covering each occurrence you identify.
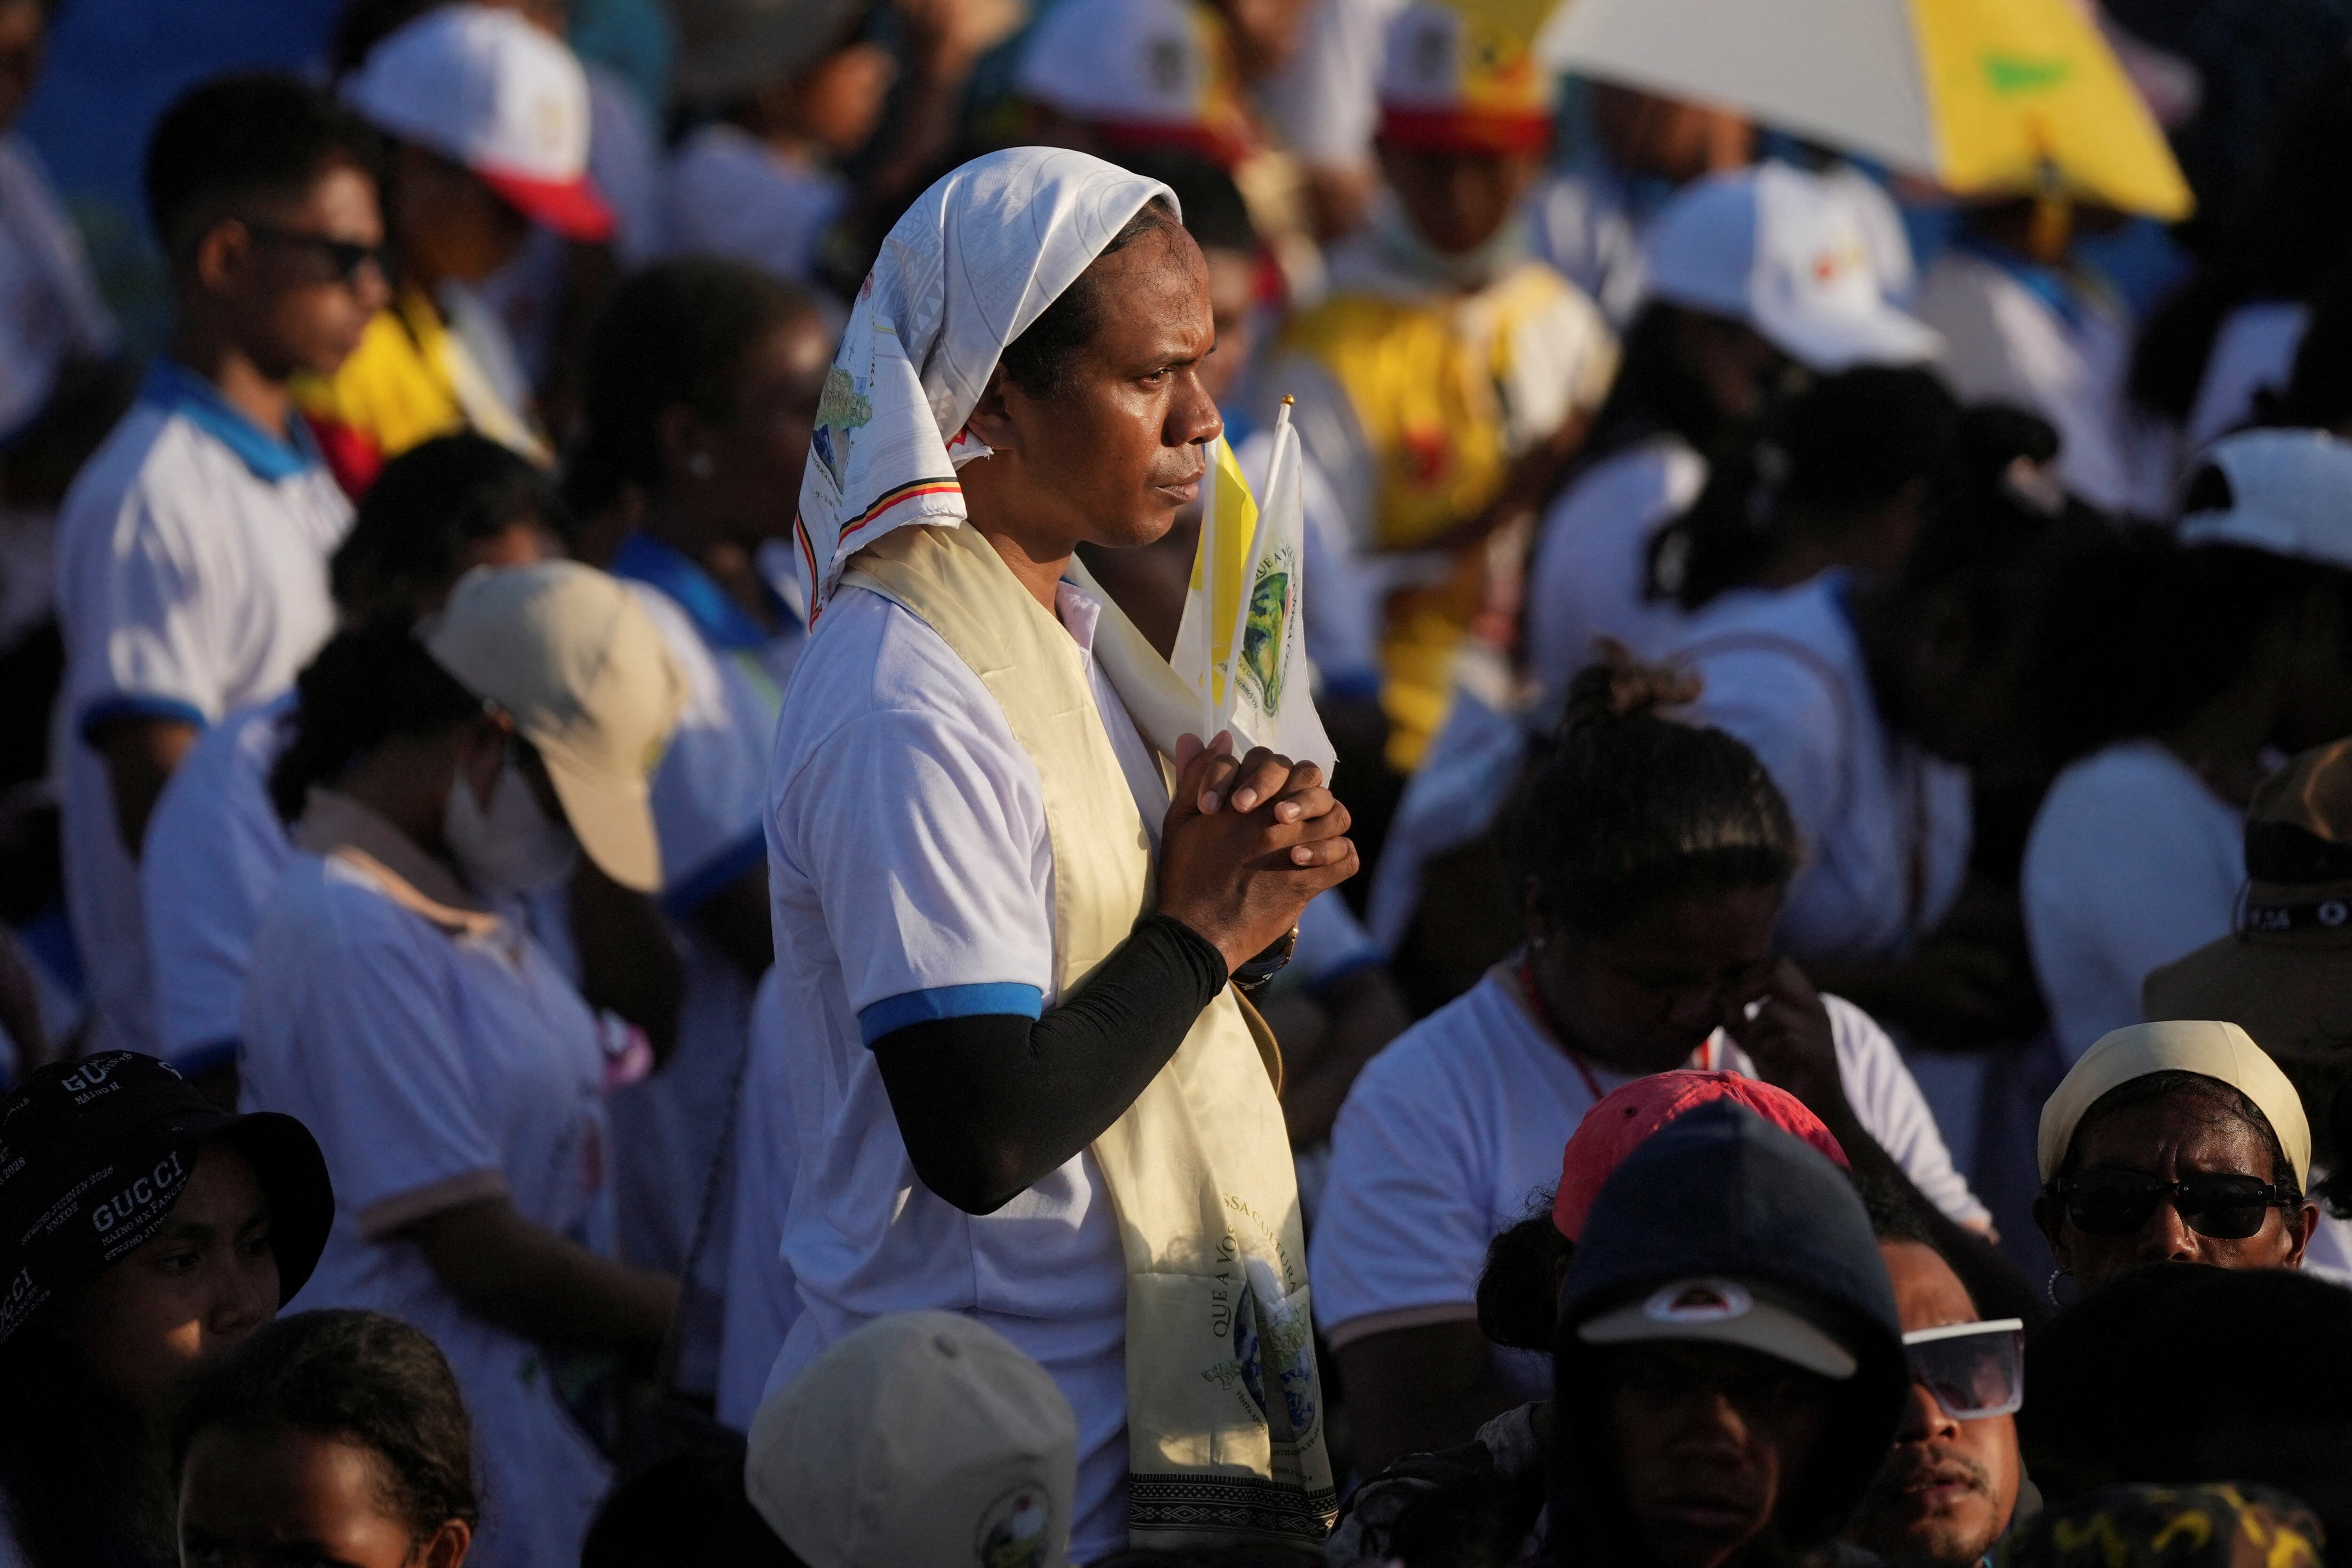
[54,75,384,1057]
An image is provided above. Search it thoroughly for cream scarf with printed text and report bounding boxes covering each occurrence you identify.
[844,521,1336,1547]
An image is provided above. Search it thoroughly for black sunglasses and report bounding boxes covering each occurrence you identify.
[2050,1168,2301,1240]
[244,222,388,287]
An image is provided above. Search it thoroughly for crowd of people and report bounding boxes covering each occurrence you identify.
[2,0,2352,1561]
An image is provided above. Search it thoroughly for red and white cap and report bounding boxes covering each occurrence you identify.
[344,4,612,242]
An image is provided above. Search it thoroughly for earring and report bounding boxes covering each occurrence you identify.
[2045,1267,2072,1307]
[687,452,714,479]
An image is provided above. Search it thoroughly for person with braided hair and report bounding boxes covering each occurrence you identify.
[1311,655,1986,1478]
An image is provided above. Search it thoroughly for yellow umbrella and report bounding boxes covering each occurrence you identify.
[1536,0,2192,219]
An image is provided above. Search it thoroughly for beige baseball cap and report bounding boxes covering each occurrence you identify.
[746,1312,1077,1568]
[422,561,685,893]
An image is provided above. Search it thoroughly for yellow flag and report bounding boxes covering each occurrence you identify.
[1192,434,1260,710]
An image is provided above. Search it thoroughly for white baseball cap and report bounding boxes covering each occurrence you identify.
[746,1312,1077,1568]
[1578,1276,1860,1380]
[422,561,684,893]
[344,4,613,242]
[1016,0,1251,165]
[2177,428,2352,573]
[1640,162,1940,373]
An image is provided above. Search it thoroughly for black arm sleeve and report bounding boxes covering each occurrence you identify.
[870,913,1231,1215]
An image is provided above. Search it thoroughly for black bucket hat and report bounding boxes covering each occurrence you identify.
[0,1052,333,1345]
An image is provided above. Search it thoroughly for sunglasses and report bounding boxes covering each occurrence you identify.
[1901,1319,2024,1420]
[244,222,389,287]
[2049,1169,2302,1240]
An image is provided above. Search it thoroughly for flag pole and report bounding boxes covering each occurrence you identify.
[1200,434,1220,744]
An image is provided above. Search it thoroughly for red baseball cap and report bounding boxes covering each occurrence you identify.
[1552,1071,1848,1241]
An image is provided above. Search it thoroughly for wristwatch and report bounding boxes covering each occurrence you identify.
[1232,926,1300,993]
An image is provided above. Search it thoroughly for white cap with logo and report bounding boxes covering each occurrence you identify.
[343,3,613,242]
[1640,162,1940,374]
[1577,1276,1860,1380]
[422,561,684,894]
[747,1311,1078,1568]
[2177,428,2352,573]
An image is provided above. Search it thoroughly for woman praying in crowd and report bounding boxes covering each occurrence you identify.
[2036,1020,2318,1300]
[2023,430,2352,1063]
[0,1052,333,1568]
[1311,658,1985,1477]
[174,1310,478,1568]
[237,563,686,1568]
[768,148,1352,1557]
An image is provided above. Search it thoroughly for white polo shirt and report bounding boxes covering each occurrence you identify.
[1526,436,1709,708]
[763,574,1166,1564]
[608,533,804,1394]
[716,965,800,1432]
[2023,740,2245,1063]
[53,362,351,1055]
[140,694,296,1073]
[240,800,615,1568]
[1309,969,1987,1355]
[1667,574,1971,963]
[662,123,846,286]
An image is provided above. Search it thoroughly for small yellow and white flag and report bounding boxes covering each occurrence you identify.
[1172,399,1337,777]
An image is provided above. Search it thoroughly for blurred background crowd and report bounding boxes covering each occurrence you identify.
[4,0,2352,1560]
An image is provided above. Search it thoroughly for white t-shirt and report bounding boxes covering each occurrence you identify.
[141,695,295,1072]
[1669,574,1971,962]
[0,131,114,438]
[2022,740,2244,1063]
[662,123,846,286]
[607,537,803,1394]
[763,577,1168,1563]
[241,820,615,1568]
[1526,436,1709,709]
[716,965,800,1431]
[1309,969,1987,1348]
[1914,248,2170,517]
[53,365,351,1056]
[2184,300,2310,456]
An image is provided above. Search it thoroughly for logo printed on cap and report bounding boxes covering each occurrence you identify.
[1644,1279,1754,1324]
[974,1482,1054,1568]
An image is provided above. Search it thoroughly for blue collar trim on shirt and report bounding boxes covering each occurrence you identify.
[609,531,795,653]
[136,360,321,482]
[1950,235,2085,330]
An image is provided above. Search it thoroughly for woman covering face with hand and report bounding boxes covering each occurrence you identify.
[2036,1020,2319,1299]
[0,1052,333,1568]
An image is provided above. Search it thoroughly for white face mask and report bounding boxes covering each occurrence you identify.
[444,758,578,896]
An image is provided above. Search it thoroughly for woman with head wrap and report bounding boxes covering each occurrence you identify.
[767,146,1354,1557]
[2036,1020,2320,1298]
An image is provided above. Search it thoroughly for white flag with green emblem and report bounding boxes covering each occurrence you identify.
[1173,400,1336,778]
